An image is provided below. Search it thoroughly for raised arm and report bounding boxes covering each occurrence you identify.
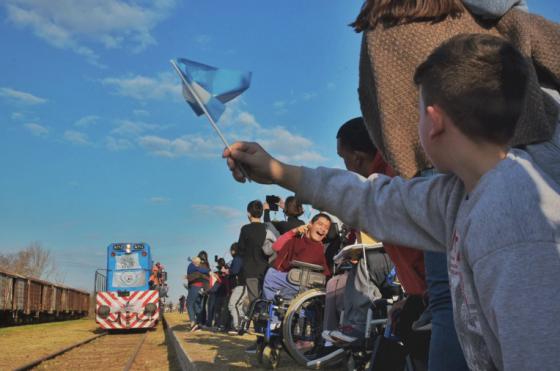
[224,141,459,252]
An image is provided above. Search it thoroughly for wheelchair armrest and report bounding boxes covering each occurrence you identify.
[290,260,324,272]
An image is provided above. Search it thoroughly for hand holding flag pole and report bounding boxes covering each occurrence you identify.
[170,58,252,182]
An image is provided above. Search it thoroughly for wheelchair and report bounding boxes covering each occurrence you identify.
[239,261,328,369]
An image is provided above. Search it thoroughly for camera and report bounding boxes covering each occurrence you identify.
[266,195,281,211]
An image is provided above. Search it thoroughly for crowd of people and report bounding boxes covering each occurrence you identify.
[181,1,560,370]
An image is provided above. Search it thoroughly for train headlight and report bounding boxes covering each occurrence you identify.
[98,305,110,318]
[144,303,157,315]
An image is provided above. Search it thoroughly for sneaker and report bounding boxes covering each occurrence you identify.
[228,329,240,336]
[245,342,258,354]
[329,325,364,344]
[412,308,432,332]
[190,324,199,332]
[321,330,336,343]
[270,321,281,331]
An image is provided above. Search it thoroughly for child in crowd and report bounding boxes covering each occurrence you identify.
[223,34,560,370]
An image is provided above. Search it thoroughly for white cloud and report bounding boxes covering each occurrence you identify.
[149,196,169,204]
[24,122,49,136]
[105,136,132,151]
[11,112,24,120]
[237,112,258,128]
[101,72,180,100]
[137,134,222,158]
[64,130,91,146]
[192,204,244,219]
[111,119,159,136]
[0,87,47,105]
[3,0,177,65]
[132,101,327,164]
[133,109,150,117]
[74,115,99,128]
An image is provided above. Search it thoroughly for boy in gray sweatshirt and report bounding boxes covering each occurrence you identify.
[223,34,560,371]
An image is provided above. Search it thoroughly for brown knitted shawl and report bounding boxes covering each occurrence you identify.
[358,9,560,179]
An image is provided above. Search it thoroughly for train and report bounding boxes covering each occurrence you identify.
[0,268,90,326]
[95,242,162,330]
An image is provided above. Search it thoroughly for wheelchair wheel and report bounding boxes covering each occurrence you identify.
[282,288,339,367]
[262,344,281,369]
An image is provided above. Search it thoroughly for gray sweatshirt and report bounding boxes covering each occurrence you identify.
[296,149,560,371]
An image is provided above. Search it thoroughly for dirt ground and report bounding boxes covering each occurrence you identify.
[165,312,311,370]
[0,318,99,369]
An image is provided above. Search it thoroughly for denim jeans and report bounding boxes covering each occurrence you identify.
[186,286,203,324]
[424,251,468,371]
[263,268,299,300]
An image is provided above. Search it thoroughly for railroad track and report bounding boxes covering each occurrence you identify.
[14,327,152,371]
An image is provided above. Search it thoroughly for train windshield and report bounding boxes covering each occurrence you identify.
[112,253,145,288]
[115,254,141,270]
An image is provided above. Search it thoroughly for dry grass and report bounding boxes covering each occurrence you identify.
[165,312,310,370]
[0,318,99,369]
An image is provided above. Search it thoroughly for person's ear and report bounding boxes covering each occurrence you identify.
[426,104,446,139]
[353,151,363,167]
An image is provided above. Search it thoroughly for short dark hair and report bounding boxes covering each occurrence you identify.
[247,200,263,218]
[230,242,238,254]
[311,213,332,224]
[414,34,529,145]
[336,117,378,155]
[284,196,304,217]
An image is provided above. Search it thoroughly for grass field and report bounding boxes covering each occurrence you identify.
[0,318,99,369]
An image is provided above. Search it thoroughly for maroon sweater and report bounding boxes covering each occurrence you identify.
[272,230,330,276]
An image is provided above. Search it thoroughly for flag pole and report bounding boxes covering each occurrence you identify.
[170,59,251,182]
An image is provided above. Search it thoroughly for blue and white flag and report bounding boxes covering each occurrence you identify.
[174,58,251,122]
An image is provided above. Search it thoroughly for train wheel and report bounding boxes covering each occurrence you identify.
[262,345,280,369]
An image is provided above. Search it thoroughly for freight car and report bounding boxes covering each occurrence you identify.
[0,269,90,326]
[94,242,160,330]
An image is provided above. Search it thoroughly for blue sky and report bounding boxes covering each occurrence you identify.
[0,0,558,301]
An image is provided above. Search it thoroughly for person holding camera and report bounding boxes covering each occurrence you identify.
[264,195,305,235]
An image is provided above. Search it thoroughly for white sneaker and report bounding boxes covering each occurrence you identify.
[322,330,336,343]
[329,330,358,344]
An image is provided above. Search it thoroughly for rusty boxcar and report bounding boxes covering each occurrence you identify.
[0,268,90,326]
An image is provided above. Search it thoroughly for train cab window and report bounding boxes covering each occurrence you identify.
[113,244,123,250]
[134,244,144,250]
[115,254,141,270]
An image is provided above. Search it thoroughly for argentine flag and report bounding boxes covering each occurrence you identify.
[174,58,251,122]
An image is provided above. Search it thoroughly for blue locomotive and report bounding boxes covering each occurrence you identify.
[95,242,160,329]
